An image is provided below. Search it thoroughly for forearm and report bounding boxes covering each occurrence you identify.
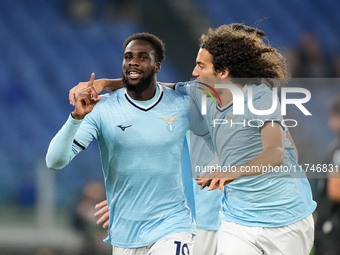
[236,123,285,176]
[93,79,176,93]
[93,79,123,93]
[198,156,219,177]
[198,124,285,191]
[46,115,83,169]
[236,147,284,176]
[286,131,299,161]
[158,82,175,89]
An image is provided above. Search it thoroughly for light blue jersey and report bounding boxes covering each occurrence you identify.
[187,132,223,231]
[175,81,316,228]
[46,85,195,248]
[181,135,196,218]
[193,183,222,231]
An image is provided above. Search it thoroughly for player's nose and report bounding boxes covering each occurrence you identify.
[129,57,139,66]
[192,66,199,77]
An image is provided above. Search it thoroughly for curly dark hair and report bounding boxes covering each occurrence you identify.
[230,23,265,39]
[123,32,165,63]
[200,24,289,87]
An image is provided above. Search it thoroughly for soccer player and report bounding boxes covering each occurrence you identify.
[175,25,316,254]
[90,134,222,255]
[70,23,306,255]
[46,33,195,255]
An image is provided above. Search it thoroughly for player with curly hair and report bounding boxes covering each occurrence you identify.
[69,24,315,255]
[178,24,316,255]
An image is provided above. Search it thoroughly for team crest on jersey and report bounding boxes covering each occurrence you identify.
[226,115,240,130]
[226,115,239,121]
[160,116,180,132]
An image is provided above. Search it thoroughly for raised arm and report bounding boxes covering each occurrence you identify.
[158,82,175,89]
[69,79,176,105]
[46,73,101,169]
[69,78,123,105]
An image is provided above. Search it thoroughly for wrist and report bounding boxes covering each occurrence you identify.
[71,112,85,120]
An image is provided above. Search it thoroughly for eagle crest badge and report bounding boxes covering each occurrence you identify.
[160,116,180,132]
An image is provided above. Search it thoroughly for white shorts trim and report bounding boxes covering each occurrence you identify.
[193,229,218,255]
[112,232,194,255]
[217,214,314,255]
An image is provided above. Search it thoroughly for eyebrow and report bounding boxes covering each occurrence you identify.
[125,50,153,54]
[197,61,205,66]
[125,51,147,54]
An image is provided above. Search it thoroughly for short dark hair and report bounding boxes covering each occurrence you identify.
[200,24,289,87]
[123,32,165,63]
[329,94,340,115]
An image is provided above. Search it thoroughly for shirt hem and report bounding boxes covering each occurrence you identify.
[108,228,195,248]
[221,207,316,228]
[196,224,221,231]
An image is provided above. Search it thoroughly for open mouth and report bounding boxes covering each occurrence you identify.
[127,70,142,79]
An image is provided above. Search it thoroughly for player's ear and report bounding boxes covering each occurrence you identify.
[219,68,229,79]
[155,62,161,73]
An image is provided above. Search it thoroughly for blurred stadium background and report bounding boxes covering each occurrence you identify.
[0,0,339,254]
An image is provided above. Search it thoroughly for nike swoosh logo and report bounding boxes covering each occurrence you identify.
[117,125,132,131]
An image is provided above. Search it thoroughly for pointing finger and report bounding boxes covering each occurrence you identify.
[89,73,95,87]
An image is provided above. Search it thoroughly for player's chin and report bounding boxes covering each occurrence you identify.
[125,76,142,86]
[128,79,141,85]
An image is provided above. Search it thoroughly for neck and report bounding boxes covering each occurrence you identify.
[126,81,157,101]
[218,82,244,107]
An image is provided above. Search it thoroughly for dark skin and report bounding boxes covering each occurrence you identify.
[69,25,301,229]
[71,39,161,120]
[122,39,161,100]
[71,73,101,120]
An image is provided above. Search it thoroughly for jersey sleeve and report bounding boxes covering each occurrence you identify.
[74,109,101,148]
[175,81,210,136]
[174,81,192,95]
[190,100,210,136]
[45,112,99,170]
[189,132,217,178]
[246,90,285,131]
